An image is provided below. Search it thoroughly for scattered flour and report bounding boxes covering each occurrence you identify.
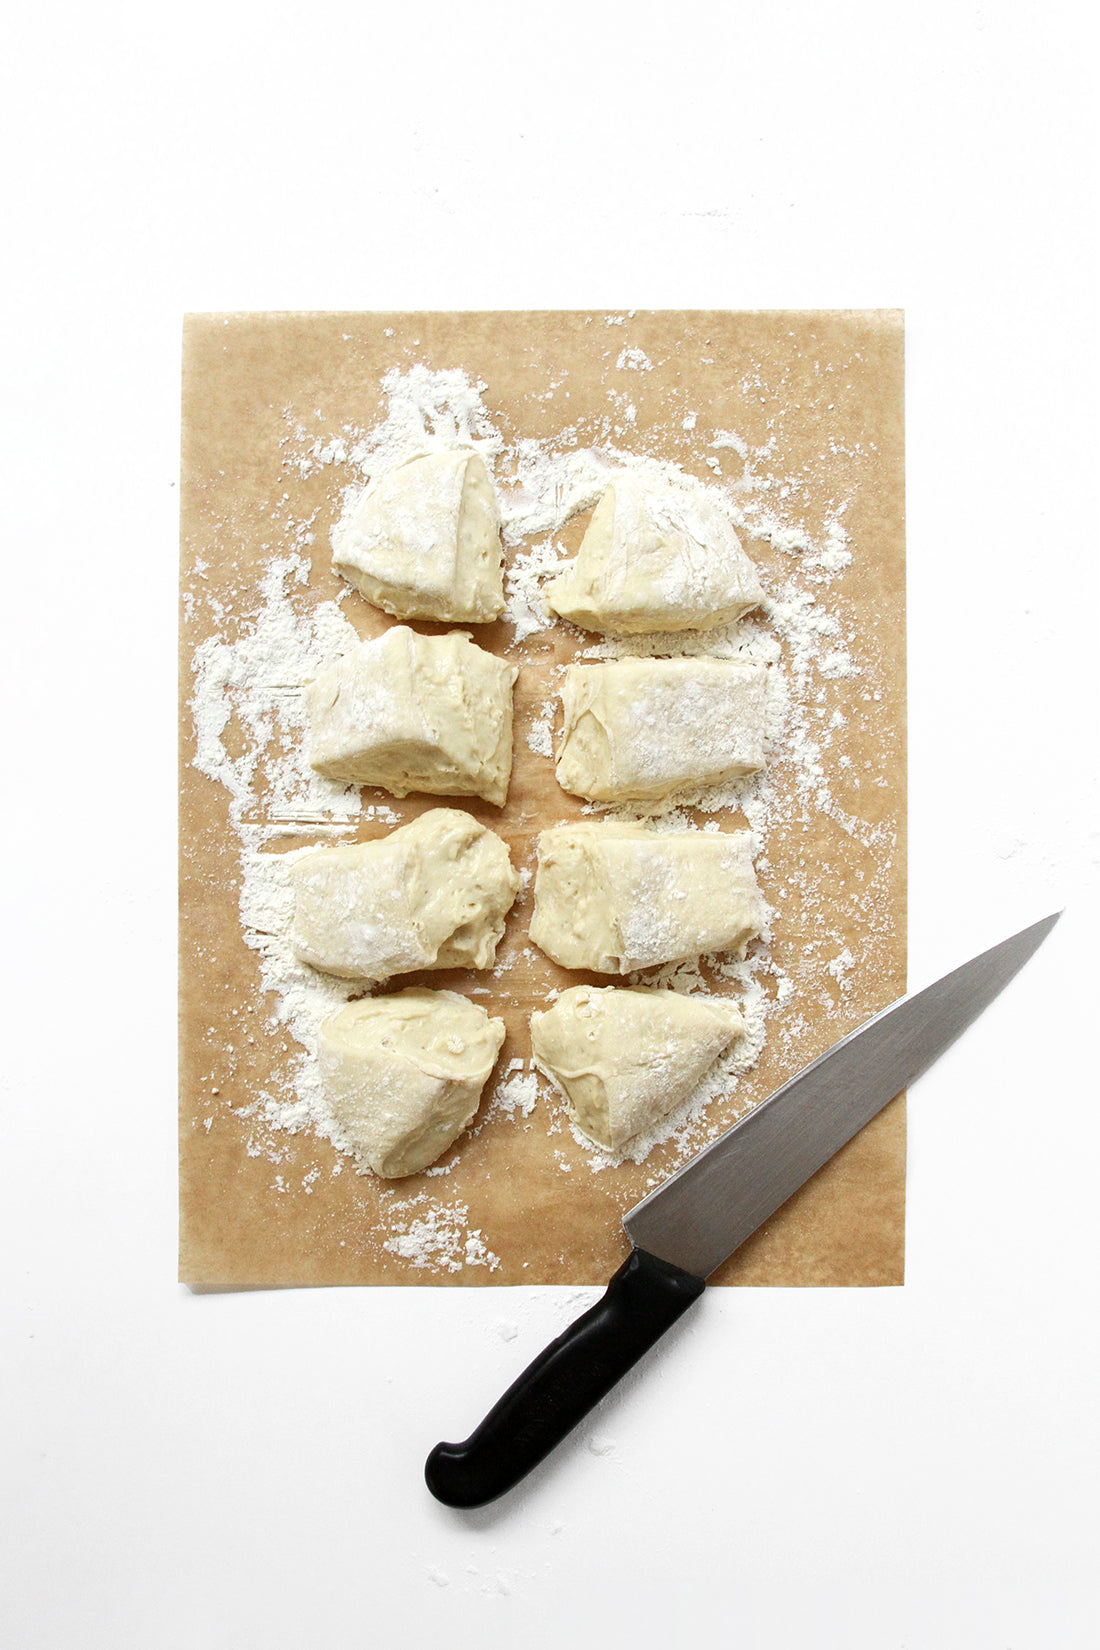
[526,702,555,758]
[190,554,361,852]
[503,540,567,641]
[382,1196,501,1273]
[616,346,654,372]
[488,1064,540,1120]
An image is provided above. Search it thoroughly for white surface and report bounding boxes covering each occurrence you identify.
[2,4,1097,1646]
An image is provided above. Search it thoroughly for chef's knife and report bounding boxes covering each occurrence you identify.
[424,913,1059,1508]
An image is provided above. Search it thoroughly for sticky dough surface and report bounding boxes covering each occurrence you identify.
[530,821,765,973]
[289,808,520,982]
[556,656,768,803]
[530,985,744,1151]
[331,450,504,623]
[545,471,763,635]
[305,626,517,806]
[319,988,506,1177]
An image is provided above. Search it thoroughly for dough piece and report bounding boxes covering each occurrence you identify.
[530,822,765,973]
[319,988,506,1177]
[555,657,768,804]
[544,471,763,635]
[531,985,743,1151]
[289,808,520,982]
[305,626,517,807]
[331,451,505,623]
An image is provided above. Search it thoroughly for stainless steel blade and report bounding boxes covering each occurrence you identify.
[624,912,1059,1280]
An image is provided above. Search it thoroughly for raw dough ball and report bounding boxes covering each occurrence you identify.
[544,471,763,635]
[555,656,768,804]
[305,626,517,807]
[331,451,505,623]
[530,821,765,973]
[531,985,743,1151]
[319,988,506,1177]
[289,808,520,982]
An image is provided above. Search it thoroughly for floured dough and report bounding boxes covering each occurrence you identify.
[530,985,744,1151]
[331,451,504,623]
[545,471,763,635]
[530,821,765,973]
[555,657,768,804]
[319,988,506,1177]
[305,626,517,806]
[289,808,520,982]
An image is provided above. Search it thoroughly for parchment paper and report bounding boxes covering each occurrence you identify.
[179,310,905,1289]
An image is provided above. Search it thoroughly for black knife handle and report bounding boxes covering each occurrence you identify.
[424,1247,706,1508]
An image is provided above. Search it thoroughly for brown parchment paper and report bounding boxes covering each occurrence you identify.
[179,310,905,1290]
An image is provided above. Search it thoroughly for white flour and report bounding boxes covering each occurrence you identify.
[488,1063,541,1120]
[381,1195,500,1273]
[526,702,556,758]
[189,359,896,1274]
[190,555,361,853]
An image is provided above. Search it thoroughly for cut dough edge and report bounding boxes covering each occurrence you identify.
[529,822,766,973]
[319,988,507,1178]
[304,628,517,807]
[545,476,763,635]
[530,985,744,1152]
[332,451,504,622]
[554,657,769,804]
[288,808,520,983]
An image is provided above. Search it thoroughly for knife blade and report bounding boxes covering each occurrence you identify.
[424,912,1059,1508]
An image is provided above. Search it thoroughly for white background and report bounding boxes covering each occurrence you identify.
[2,4,1097,1646]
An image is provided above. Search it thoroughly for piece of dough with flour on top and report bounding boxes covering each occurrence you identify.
[530,821,766,974]
[319,988,506,1178]
[531,985,744,1152]
[289,809,520,983]
[555,656,769,804]
[545,470,763,635]
[304,626,517,807]
[331,450,505,623]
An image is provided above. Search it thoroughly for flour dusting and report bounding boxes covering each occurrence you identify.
[382,1196,501,1273]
